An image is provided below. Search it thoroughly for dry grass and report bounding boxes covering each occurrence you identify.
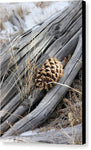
[0,8,82,142]
[4,56,37,101]
[0,6,9,22]
[1,42,82,144]
[0,19,5,30]
[40,69,82,144]
[48,82,82,95]
[1,29,37,101]
[0,110,24,120]
[35,2,51,8]
[16,6,30,20]
[19,58,36,100]
[1,31,82,142]
[16,6,24,19]
[6,121,19,136]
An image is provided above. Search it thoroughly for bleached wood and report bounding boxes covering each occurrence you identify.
[0,1,82,137]
[0,124,82,144]
[2,35,82,136]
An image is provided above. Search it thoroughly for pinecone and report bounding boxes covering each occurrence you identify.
[35,57,63,91]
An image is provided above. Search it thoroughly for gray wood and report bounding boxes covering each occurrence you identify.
[0,1,82,137]
[0,89,46,134]
[2,35,82,136]
[0,28,81,127]
[0,124,82,144]
[0,9,82,109]
[0,1,82,78]
[0,93,21,123]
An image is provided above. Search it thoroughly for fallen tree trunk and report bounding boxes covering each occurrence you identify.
[0,1,82,137]
[2,34,82,136]
[0,1,82,109]
[0,124,82,144]
[0,89,46,133]
[0,31,81,134]
[0,28,81,125]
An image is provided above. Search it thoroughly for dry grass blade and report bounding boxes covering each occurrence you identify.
[48,82,82,95]
[6,121,19,135]
[0,110,24,119]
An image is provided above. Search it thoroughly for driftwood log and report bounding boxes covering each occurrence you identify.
[0,1,82,109]
[0,124,82,144]
[0,1,82,138]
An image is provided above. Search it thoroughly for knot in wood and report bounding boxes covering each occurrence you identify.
[35,57,63,91]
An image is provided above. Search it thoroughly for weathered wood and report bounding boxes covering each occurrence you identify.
[0,1,82,110]
[0,28,81,110]
[0,90,46,134]
[0,1,81,77]
[0,1,82,138]
[0,1,80,57]
[2,35,82,136]
[0,36,54,108]
[0,124,82,144]
[0,93,21,123]
[0,29,81,128]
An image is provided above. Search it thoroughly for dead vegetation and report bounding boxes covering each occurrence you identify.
[3,53,37,101]
[35,2,51,8]
[0,1,83,144]
[37,70,82,144]
[14,5,31,21]
[40,69,82,129]
[0,19,5,31]
[0,43,82,144]
[0,36,82,144]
